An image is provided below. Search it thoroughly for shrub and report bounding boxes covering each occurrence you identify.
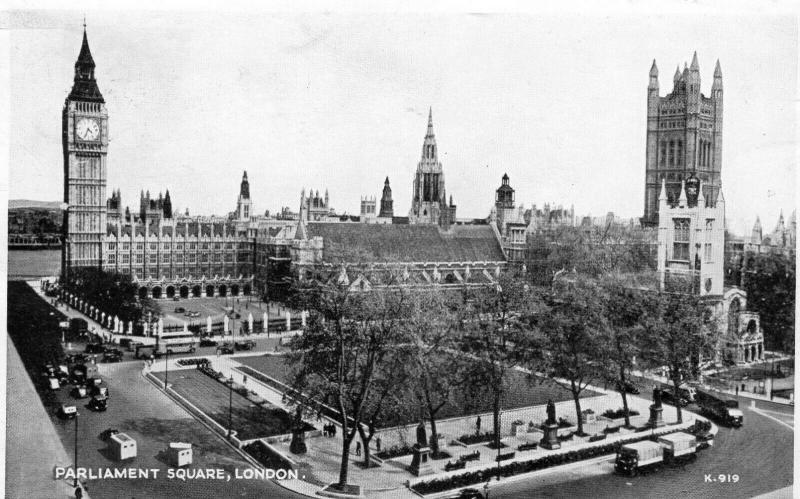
[588,434,606,442]
[411,428,691,495]
[495,452,515,462]
[603,426,621,434]
[602,408,640,419]
[517,442,538,452]
[376,444,414,460]
[457,432,495,446]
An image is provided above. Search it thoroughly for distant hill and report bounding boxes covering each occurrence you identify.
[9,200,63,210]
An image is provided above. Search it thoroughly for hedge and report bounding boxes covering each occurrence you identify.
[411,427,690,495]
[602,408,640,419]
[243,440,294,471]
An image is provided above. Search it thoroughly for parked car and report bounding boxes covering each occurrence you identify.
[88,395,108,412]
[218,344,234,355]
[190,311,201,318]
[85,343,106,354]
[91,385,110,398]
[100,428,119,441]
[199,338,218,347]
[175,307,186,313]
[173,296,180,301]
[447,489,484,499]
[70,386,89,399]
[58,404,77,419]
[103,351,123,363]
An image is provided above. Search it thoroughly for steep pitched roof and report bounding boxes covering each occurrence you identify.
[304,223,505,263]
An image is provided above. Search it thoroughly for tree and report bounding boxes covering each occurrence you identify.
[405,289,470,456]
[599,278,648,428]
[460,271,537,450]
[639,291,717,423]
[538,276,606,435]
[743,251,795,352]
[286,272,409,490]
[62,268,152,323]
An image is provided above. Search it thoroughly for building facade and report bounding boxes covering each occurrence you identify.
[656,175,763,364]
[643,53,723,227]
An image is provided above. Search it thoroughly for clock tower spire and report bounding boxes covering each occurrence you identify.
[62,24,109,277]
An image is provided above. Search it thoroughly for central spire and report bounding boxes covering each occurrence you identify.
[426,106,435,138]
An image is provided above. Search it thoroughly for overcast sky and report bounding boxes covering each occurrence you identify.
[3,7,797,234]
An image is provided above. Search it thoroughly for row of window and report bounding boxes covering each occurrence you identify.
[659,139,684,167]
[107,241,251,251]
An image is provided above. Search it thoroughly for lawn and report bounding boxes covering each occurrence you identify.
[152,368,308,440]
[236,354,600,429]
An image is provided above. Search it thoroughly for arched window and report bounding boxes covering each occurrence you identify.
[676,140,683,166]
[660,141,667,166]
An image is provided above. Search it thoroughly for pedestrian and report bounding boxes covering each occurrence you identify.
[75,486,83,499]
[476,416,482,435]
[355,441,361,456]
[331,424,337,438]
[376,437,382,453]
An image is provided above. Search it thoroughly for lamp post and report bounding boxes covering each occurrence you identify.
[164,349,169,390]
[73,411,79,487]
[228,375,234,438]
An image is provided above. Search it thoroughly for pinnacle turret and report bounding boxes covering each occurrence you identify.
[690,51,700,71]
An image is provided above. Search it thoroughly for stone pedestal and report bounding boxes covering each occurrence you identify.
[539,423,560,450]
[648,404,665,428]
[408,444,434,477]
[289,429,307,454]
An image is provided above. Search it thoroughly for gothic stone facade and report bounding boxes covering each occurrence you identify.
[643,53,723,227]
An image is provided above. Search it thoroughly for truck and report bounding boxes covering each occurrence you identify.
[695,389,743,427]
[69,318,89,336]
[658,432,697,463]
[615,432,698,476]
[135,345,156,359]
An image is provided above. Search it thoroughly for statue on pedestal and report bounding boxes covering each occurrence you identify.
[652,387,662,407]
[546,399,557,425]
[289,406,307,454]
[416,421,427,448]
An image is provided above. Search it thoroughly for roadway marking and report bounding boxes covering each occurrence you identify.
[751,407,794,431]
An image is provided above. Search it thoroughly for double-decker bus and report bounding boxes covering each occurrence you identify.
[155,331,199,355]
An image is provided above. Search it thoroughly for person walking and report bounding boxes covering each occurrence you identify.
[355,441,361,457]
[376,437,382,453]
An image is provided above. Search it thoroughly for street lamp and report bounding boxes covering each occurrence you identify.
[228,375,234,438]
[74,411,79,487]
[164,349,169,390]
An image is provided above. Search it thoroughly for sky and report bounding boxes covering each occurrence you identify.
[3,7,797,235]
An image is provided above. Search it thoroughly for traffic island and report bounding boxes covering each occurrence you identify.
[317,483,364,498]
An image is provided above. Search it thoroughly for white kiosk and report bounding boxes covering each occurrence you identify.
[109,433,137,460]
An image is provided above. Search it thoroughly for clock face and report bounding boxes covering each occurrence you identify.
[76,118,100,141]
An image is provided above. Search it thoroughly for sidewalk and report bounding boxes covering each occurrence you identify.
[6,336,89,499]
[156,354,703,499]
[632,368,795,406]
[29,281,302,347]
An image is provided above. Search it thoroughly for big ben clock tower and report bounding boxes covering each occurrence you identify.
[62,25,108,278]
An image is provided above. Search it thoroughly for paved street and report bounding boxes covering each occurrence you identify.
[44,359,307,499]
[489,397,793,499]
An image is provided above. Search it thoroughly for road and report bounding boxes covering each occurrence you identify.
[46,358,306,499]
[488,391,793,498]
